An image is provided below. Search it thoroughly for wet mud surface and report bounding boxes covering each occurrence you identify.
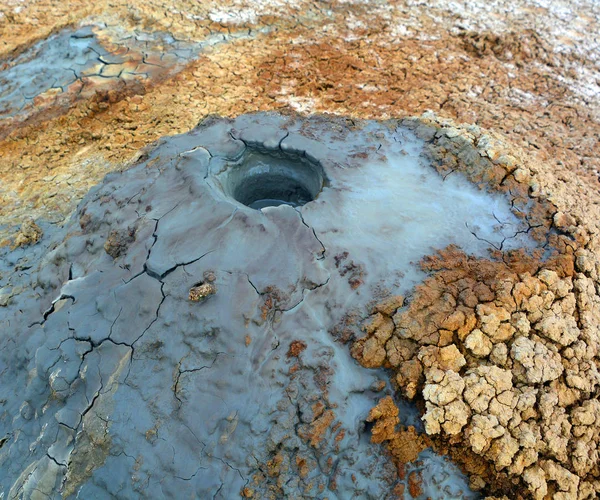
[0,112,526,498]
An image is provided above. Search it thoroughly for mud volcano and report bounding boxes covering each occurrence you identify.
[0,113,538,498]
[215,148,326,209]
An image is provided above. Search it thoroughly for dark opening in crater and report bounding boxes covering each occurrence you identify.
[218,149,326,210]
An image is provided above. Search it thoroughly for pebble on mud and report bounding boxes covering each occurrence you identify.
[11,219,43,249]
[188,282,217,301]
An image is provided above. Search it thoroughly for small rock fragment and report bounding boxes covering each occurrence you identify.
[12,219,43,249]
[188,282,217,302]
[104,227,136,258]
[287,340,307,358]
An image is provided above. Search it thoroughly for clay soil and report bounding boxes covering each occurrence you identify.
[1,1,599,498]
[1,0,598,246]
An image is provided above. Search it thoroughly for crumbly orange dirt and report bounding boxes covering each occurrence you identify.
[353,115,600,498]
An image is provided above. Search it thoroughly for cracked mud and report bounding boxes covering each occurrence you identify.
[0,112,537,498]
[1,1,600,499]
[0,22,255,140]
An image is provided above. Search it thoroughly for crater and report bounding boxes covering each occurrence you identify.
[217,149,326,209]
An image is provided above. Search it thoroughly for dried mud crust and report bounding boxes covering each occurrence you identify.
[0,23,249,141]
[352,115,600,499]
[0,0,599,246]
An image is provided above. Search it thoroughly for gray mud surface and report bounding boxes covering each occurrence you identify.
[0,113,535,498]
